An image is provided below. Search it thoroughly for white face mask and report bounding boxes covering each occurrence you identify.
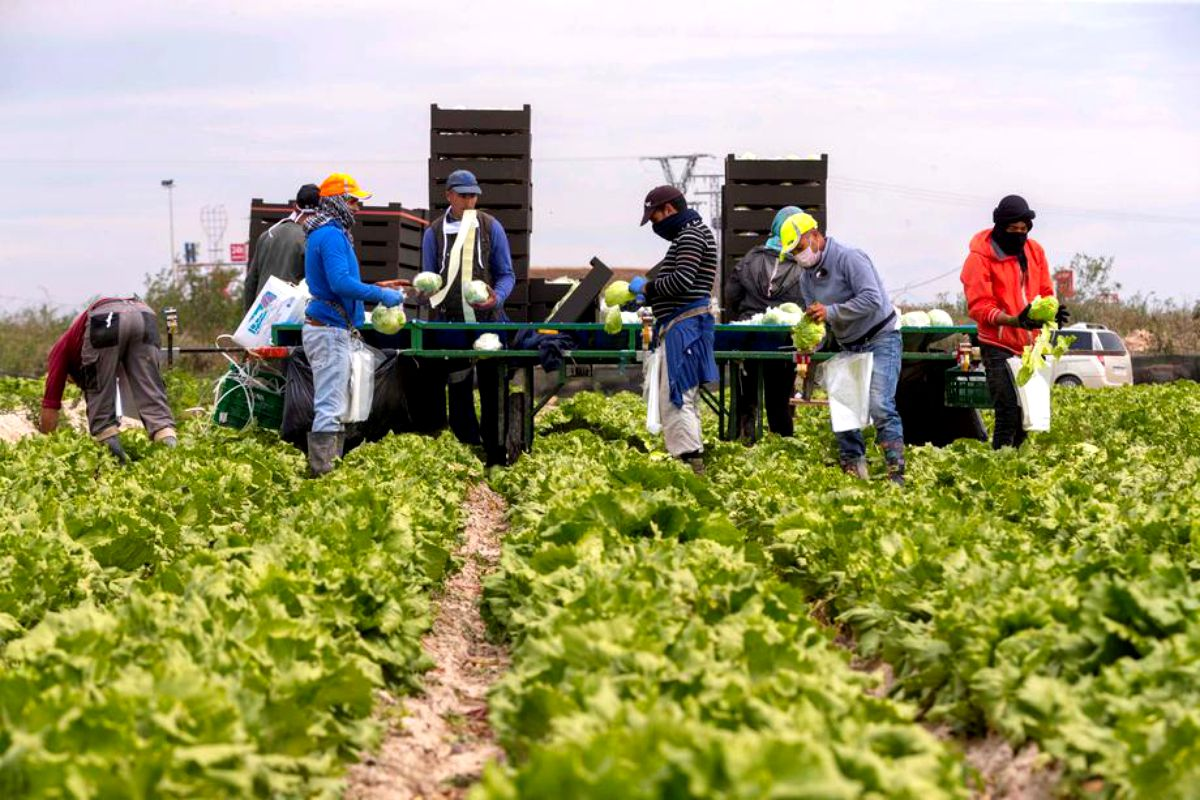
[793,246,820,268]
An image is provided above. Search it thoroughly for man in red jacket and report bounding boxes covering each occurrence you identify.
[40,297,177,462]
[961,195,1069,449]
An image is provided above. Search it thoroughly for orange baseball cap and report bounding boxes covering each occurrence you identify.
[319,172,372,201]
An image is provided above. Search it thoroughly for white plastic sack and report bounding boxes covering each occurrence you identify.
[822,351,874,433]
[232,276,306,349]
[642,348,663,435]
[341,339,380,424]
[1007,357,1051,432]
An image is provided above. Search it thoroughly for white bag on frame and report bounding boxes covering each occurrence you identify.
[822,351,874,433]
[1007,357,1051,432]
[642,349,663,435]
[341,339,379,424]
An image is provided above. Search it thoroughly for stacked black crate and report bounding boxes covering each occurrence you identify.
[248,198,425,286]
[428,104,533,320]
[719,154,828,316]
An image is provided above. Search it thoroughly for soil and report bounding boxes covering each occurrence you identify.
[962,734,1063,800]
[0,399,144,445]
[345,483,510,800]
[0,414,37,444]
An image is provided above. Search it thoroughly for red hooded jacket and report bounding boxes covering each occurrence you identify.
[960,229,1055,356]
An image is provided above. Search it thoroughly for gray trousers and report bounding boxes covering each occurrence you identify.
[81,299,175,441]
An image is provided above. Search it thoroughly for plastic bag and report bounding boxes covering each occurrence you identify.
[341,338,380,423]
[233,276,306,349]
[822,351,874,432]
[1007,357,1051,431]
[642,348,663,434]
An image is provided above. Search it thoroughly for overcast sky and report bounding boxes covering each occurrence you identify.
[1,0,1197,313]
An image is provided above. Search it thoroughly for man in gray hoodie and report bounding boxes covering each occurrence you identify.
[779,212,905,485]
[243,183,319,311]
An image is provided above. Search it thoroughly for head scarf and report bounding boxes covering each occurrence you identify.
[303,195,357,241]
[765,205,802,252]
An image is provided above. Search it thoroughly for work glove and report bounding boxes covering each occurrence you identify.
[101,435,128,465]
[1055,304,1071,327]
[379,288,405,307]
[1016,303,1042,330]
[628,276,647,305]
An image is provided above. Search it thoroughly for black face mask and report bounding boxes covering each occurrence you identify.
[991,225,1028,257]
[651,208,701,242]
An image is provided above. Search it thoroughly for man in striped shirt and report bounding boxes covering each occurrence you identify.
[629,186,719,474]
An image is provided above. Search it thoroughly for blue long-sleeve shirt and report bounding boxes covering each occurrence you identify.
[304,223,389,328]
[797,237,895,345]
[420,212,515,304]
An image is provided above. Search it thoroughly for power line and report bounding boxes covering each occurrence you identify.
[887,267,962,298]
[2,152,1196,225]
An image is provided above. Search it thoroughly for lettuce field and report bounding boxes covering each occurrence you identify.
[1,377,1198,798]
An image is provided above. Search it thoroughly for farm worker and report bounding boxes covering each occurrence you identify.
[39,297,177,463]
[960,194,1069,450]
[415,169,516,466]
[725,204,805,439]
[629,185,719,475]
[779,212,906,485]
[243,183,320,311]
[302,172,404,476]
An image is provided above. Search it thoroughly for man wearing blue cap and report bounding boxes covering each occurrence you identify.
[416,169,516,464]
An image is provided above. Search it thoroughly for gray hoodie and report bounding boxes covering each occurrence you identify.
[797,237,895,345]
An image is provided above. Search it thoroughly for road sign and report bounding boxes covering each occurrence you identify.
[230,242,248,263]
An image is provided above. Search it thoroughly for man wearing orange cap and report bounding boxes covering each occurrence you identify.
[300,173,404,476]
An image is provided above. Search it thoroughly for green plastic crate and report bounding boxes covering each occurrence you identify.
[213,363,286,430]
[944,367,992,408]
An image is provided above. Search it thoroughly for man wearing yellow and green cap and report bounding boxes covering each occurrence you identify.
[300,172,405,476]
[778,212,905,485]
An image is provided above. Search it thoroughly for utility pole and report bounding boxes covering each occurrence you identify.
[643,154,723,239]
[642,154,712,195]
[691,173,723,248]
[161,179,176,275]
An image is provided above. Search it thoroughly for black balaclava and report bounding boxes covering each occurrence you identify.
[991,194,1036,270]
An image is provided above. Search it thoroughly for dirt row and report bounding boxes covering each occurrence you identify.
[346,483,510,800]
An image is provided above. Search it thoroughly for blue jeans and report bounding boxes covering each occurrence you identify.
[302,324,352,433]
[834,330,904,460]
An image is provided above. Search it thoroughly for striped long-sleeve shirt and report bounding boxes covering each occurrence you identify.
[644,217,718,323]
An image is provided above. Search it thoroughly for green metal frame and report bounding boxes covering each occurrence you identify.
[270,320,976,454]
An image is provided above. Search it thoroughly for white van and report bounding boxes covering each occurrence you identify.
[1049,323,1133,388]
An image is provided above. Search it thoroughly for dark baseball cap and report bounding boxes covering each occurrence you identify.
[640,185,685,226]
[446,169,482,196]
[296,183,320,210]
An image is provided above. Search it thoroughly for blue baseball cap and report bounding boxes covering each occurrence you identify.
[446,169,482,196]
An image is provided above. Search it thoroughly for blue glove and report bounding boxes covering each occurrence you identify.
[379,288,404,307]
[628,276,647,305]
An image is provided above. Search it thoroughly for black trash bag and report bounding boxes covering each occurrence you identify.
[281,350,315,451]
[357,351,411,442]
[896,361,987,447]
[282,347,414,453]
